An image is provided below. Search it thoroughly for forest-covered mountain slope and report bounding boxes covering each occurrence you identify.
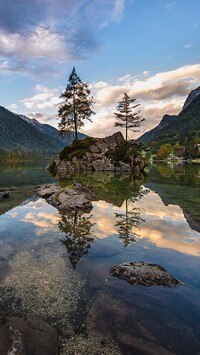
[0,107,86,154]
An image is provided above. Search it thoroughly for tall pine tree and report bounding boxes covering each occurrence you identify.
[114,93,145,141]
[58,67,95,141]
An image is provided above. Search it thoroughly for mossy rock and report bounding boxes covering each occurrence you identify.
[60,137,97,161]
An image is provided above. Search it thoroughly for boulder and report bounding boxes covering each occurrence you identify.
[0,313,59,355]
[111,261,179,287]
[37,183,94,212]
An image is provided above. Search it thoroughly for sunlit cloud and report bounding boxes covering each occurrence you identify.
[13,62,200,138]
[20,85,61,109]
[82,63,200,138]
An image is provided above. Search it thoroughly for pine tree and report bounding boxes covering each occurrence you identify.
[58,67,95,141]
[114,93,145,141]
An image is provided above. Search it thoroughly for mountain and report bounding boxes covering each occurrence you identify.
[139,114,177,145]
[138,87,200,152]
[20,115,86,148]
[182,86,200,111]
[0,106,86,155]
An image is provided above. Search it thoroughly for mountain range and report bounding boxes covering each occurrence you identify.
[0,106,85,154]
[139,86,200,152]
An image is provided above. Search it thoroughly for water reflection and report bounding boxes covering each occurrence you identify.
[0,163,54,216]
[114,185,148,246]
[0,164,200,354]
[59,210,95,268]
[146,163,200,233]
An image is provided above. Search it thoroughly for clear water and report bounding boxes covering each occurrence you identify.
[0,163,200,354]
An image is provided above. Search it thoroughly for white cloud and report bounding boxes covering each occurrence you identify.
[18,63,200,139]
[8,103,18,111]
[82,63,200,138]
[20,85,61,109]
[184,43,192,48]
[0,26,68,62]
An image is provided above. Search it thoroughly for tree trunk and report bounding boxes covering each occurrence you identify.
[73,86,78,141]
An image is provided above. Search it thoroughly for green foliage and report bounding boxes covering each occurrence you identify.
[58,67,95,141]
[114,93,145,141]
[106,140,143,166]
[0,148,53,162]
[59,136,96,160]
[0,105,62,153]
[144,95,200,158]
[156,143,172,160]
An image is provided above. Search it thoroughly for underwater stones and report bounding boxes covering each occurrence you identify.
[117,332,175,355]
[86,290,133,335]
[89,263,110,290]
[111,261,179,287]
[0,313,59,355]
[37,183,94,212]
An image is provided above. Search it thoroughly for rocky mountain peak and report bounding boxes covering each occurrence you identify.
[182,86,200,111]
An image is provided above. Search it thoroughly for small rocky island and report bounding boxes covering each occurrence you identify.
[47,132,147,175]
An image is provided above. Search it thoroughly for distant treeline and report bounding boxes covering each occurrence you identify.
[0,148,55,162]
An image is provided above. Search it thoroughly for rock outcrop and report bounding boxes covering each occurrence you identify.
[47,132,147,175]
[37,183,94,211]
[182,86,200,111]
[111,261,179,287]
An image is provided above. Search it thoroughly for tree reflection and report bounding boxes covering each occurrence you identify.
[115,186,148,246]
[58,210,94,268]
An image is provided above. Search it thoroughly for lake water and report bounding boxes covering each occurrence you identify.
[0,163,200,354]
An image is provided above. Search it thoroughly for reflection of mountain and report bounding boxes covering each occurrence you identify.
[145,164,200,233]
[58,210,94,268]
[56,171,146,207]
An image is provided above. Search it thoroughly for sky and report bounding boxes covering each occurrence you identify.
[0,0,200,139]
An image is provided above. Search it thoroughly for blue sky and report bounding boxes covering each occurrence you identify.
[0,0,200,138]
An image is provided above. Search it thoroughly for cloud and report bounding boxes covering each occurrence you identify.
[8,103,18,111]
[192,22,199,31]
[82,63,200,138]
[85,0,125,29]
[0,0,125,75]
[184,43,192,49]
[163,1,176,10]
[17,63,200,139]
[28,112,55,122]
[20,84,61,109]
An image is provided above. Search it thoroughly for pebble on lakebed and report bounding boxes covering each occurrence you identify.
[111,261,180,287]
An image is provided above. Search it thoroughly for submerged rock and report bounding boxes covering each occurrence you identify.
[111,261,179,287]
[0,313,59,355]
[37,183,94,211]
[0,191,10,200]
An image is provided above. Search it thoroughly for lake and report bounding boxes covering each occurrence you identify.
[0,162,200,354]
